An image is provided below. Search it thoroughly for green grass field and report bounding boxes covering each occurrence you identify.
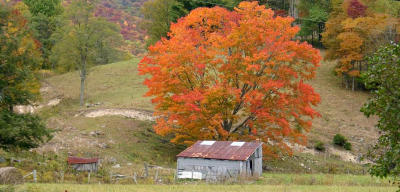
[7,184,397,192]
[2,173,395,192]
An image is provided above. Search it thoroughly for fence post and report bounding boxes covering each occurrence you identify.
[88,172,91,184]
[154,169,159,183]
[144,162,149,178]
[33,170,37,183]
[60,171,64,183]
[133,172,137,184]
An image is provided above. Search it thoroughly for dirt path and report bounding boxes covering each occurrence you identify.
[14,98,61,114]
[290,142,372,164]
[14,81,62,114]
[82,108,155,121]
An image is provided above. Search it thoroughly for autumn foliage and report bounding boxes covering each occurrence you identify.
[323,0,398,80]
[0,2,42,109]
[139,2,321,157]
[347,0,367,18]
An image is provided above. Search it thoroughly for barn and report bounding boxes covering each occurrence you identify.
[176,141,262,180]
[67,157,99,172]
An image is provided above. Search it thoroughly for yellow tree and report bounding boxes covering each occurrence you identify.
[322,0,398,90]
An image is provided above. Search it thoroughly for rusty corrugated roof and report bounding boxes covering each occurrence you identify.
[176,141,262,161]
[67,157,98,165]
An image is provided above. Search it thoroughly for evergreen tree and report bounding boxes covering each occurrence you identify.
[0,2,52,150]
[23,0,63,69]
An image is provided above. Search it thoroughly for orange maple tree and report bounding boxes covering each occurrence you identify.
[139,2,321,157]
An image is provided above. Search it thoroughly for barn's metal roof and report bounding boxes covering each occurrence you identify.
[176,141,262,161]
[67,157,98,165]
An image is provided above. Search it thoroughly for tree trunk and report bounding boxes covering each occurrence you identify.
[289,0,298,19]
[311,31,314,46]
[80,72,85,106]
[80,57,87,106]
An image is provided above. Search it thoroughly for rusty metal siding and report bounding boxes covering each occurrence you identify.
[177,141,262,161]
[67,157,98,164]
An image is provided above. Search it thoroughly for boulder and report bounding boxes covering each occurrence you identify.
[0,167,23,184]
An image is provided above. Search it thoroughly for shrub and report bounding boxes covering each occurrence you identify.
[314,141,325,151]
[344,142,352,150]
[333,134,347,146]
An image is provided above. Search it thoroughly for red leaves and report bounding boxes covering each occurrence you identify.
[347,0,367,19]
[139,2,321,157]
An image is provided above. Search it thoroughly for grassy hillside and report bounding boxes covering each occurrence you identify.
[44,58,152,110]
[6,54,377,178]
[42,55,378,154]
[308,58,378,155]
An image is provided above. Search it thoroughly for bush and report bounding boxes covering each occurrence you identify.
[314,141,325,151]
[333,134,352,150]
[344,142,352,150]
[0,110,53,150]
[333,134,347,146]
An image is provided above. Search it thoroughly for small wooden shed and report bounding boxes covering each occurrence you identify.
[176,141,262,180]
[67,157,99,172]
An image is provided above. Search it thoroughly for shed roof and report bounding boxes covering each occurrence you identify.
[67,157,98,165]
[176,141,262,161]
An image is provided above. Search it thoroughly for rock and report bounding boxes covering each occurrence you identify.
[107,157,117,164]
[127,163,132,166]
[90,130,104,137]
[112,164,121,168]
[0,157,6,163]
[98,143,109,149]
[0,167,23,184]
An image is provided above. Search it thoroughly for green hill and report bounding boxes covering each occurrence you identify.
[44,58,152,110]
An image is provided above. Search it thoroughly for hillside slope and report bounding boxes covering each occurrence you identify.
[30,56,378,174]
